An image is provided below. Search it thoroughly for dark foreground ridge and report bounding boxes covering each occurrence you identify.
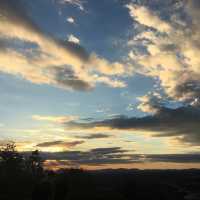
[0,143,200,200]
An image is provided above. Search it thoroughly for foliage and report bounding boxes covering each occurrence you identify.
[0,142,24,173]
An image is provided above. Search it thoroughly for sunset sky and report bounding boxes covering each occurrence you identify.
[0,0,200,169]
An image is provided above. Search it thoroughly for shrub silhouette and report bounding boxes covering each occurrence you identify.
[0,142,24,174]
[26,150,44,177]
[0,142,45,200]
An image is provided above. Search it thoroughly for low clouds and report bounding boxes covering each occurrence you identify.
[0,0,129,91]
[36,140,84,148]
[34,149,200,167]
[145,154,200,164]
[40,147,134,166]
[65,106,200,146]
[75,133,111,140]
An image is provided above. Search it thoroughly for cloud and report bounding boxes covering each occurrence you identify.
[126,4,171,33]
[75,133,111,139]
[137,92,165,113]
[126,104,135,111]
[144,154,200,163]
[24,150,200,168]
[37,147,134,166]
[32,115,78,123]
[67,17,75,24]
[0,0,129,90]
[65,106,200,146]
[36,140,84,148]
[126,0,200,106]
[90,147,127,155]
[59,0,85,11]
[68,34,80,44]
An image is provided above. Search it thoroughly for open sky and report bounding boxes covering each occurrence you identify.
[0,0,200,170]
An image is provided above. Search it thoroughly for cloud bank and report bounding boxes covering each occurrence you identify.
[65,106,200,146]
[24,148,200,167]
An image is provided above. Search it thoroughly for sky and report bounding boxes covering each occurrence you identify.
[0,0,200,170]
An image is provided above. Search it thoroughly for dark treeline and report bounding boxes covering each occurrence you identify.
[0,143,200,200]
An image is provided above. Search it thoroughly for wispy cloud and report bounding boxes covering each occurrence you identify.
[36,140,84,148]
[75,133,111,139]
[59,0,85,11]
[32,115,78,123]
[126,4,171,33]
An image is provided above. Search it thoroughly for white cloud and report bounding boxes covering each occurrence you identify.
[59,0,85,11]
[67,17,75,24]
[68,34,80,44]
[126,4,171,33]
[126,104,134,111]
[32,115,78,123]
[126,1,200,107]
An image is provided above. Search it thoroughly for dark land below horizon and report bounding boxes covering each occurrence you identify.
[1,167,200,200]
[1,144,200,200]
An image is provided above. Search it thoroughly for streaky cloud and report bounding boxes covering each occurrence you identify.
[66,106,200,146]
[0,0,130,90]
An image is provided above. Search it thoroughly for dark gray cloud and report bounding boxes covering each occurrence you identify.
[75,133,111,139]
[36,140,63,147]
[66,106,200,146]
[145,154,200,163]
[37,147,136,166]
[90,147,127,155]
[49,67,93,91]
[22,144,200,166]
[58,40,89,61]
[36,140,85,148]
[24,149,200,166]
[173,78,200,105]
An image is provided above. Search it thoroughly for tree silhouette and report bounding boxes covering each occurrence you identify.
[26,150,44,177]
[0,142,24,174]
